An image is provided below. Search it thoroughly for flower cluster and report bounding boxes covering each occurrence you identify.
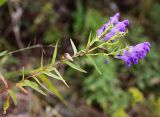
[96,13,151,67]
[116,42,151,67]
[97,13,129,41]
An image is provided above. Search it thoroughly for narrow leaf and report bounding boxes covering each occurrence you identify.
[38,74,65,104]
[53,68,69,88]
[70,39,77,55]
[16,84,28,94]
[33,77,51,93]
[22,66,25,80]
[65,61,87,73]
[0,73,8,88]
[51,41,58,64]
[64,53,73,61]
[0,51,7,57]
[3,95,10,115]
[44,72,63,81]
[87,56,102,74]
[44,69,69,88]
[87,31,92,47]
[40,51,44,69]
[8,90,17,105]
[19,80,47,96]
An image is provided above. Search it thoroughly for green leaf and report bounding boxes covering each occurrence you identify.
[44,71,63,81]
[87,31,92,47]
[44,70,69,88]
[40,51,44,69]
[3,95,10,114]
[38,74,65,104]
[33,77,51,93]
[22,66,25,80]
[87,56,102,74]
[64,53,73,61]
[53,68,63,78]
[51,41,58,64]
[65,61,87,73]
[8,90,17,105]
[0,0,7,6]
[70,39,77,55]
[53,68,69,88]
[0,51,7,57]
[19,80,47,96]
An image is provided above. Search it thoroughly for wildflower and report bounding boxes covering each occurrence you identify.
[97,13,120,37]
[103,20,129,41]
[97,13,129,41]
[116,42,151,67]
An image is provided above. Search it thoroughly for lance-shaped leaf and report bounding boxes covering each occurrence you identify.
[0,51,7,57]
[33,76,51,93]
[51,41,58,64]
[8,90,17,105]
[64,61,87,73]
[64,53,73,61]
[0,73,8,88]
[3,95,10,114]
[44,70,69,88]
[70,39,77,55]
[16,84,28,94]
[53,68,69,88]
[19,80,46,96]
[38,74,65,104]
[87,56,102,74]
[87,31,92,47]
[44,71,63,81]
[22,66,25,80]
[40,51,44,69]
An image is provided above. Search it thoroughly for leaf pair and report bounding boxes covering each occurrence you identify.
[19,80,47,96]
[44,68,69,88]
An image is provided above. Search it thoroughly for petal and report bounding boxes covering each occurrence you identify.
[132,57,138,64]
[103,29,116,41]
[97,24,106,36]
[109,13,120,24]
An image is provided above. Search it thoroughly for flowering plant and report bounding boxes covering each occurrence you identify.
[0,13,150,114]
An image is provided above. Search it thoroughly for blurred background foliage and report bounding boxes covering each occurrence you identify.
[0,0,160,117]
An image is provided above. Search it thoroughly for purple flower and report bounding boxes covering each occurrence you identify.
[116,42,151,67]
[109,12,120,24]
[97,13,120,37]
[103,20,129,41]
[97,13,129,41]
